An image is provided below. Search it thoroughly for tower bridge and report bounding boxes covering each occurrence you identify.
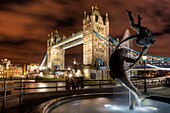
[47,5,109,70]
[45,5,170,73]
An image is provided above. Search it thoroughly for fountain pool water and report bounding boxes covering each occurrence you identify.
[40,93,170,113]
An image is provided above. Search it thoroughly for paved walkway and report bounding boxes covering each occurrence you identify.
[147,87,170,97]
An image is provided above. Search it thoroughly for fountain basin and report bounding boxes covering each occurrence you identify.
[32,93,170,113]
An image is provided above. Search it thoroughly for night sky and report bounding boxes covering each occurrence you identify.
[0,0,170,65]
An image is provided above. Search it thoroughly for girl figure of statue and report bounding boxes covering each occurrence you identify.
[116,10,155,69]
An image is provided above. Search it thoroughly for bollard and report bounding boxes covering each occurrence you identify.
[99,80,102,88]
[23,81,25,95]
[65,78,70,90]
[19,79,23,104]
[80,77,84,89]
[56,82,58,91]
[3,79,7,110]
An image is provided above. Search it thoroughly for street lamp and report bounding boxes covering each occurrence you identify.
[142,55,147,93]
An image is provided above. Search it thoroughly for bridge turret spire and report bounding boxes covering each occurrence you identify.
[84,11,86,19]
[105,13,109,22]
[92,4,100,16]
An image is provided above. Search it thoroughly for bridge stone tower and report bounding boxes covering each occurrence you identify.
[47,30,65,70]
[83,5,109,66]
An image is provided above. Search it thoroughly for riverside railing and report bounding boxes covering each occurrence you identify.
[13,79,115,93]
[0,79,114,111]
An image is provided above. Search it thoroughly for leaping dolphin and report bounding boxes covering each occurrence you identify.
[109,48,141,100]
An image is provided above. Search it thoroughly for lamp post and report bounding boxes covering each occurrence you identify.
[142,55,147,93]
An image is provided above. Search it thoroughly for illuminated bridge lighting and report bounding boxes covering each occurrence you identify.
[146,64,170,71]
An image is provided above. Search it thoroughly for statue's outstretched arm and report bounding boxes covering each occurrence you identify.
[116,34,140,49]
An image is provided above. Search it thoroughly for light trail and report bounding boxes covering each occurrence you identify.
[146,64,170,71]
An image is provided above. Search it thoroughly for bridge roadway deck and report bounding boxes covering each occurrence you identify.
[0,85,169,113]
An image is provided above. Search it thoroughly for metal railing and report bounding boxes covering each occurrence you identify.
[14,80,66,92]
[0,79,114,110]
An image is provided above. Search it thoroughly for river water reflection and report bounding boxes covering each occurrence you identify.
[0,80,65,95]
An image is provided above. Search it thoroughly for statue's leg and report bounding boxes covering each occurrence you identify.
[126,10,134,25]
[137,15,142,26]
[116,34,140,49]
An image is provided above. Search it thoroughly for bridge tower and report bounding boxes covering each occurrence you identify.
[83,5,109,66]
[47,30,65,70]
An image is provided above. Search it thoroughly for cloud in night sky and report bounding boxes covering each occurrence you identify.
[0,0,170,65]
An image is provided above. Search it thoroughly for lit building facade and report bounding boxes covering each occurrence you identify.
[0,58,23,78]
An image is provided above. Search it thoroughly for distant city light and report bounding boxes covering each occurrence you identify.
[73,61,76,65]
[142,56,147,60]
[83,69,89,78]
[39,72,44,76]
[83,69,89,74]
[75,69,82,77]
[68,73,72,78]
